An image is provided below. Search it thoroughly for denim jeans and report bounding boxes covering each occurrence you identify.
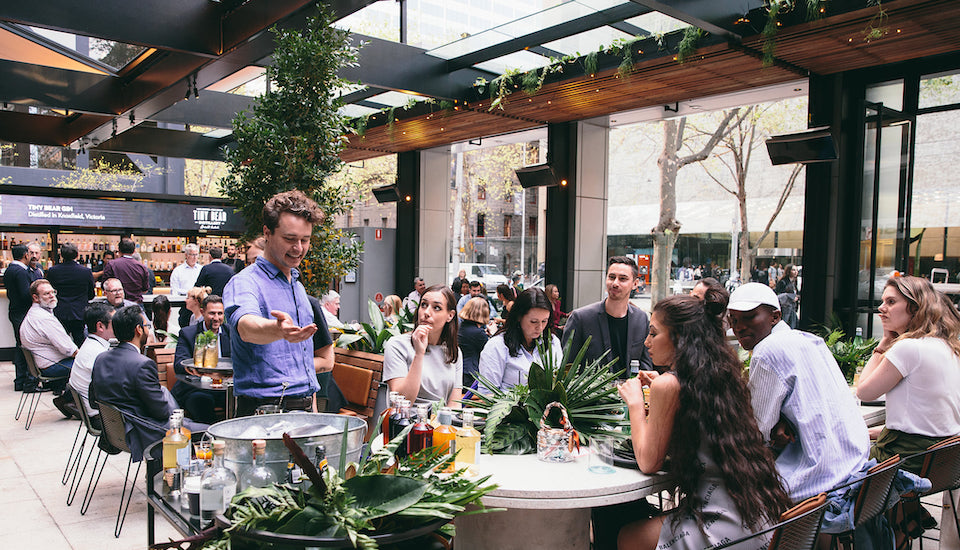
[40,357,73,393]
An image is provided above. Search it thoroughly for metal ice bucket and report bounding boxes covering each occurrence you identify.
[206,413,367,480]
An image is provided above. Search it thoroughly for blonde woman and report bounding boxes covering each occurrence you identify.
[858,275,960,473]
[382,294,403,323]
[459,296,490,387]
[178,285,211,329]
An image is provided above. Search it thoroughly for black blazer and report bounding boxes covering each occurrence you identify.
[195,261,235,298]
[3,262,32,324]
[223,257,245,274]
[562,299,654,374]
[89,342,171,461]
[173,321,231,375]
[457,321,488,381]
[46,260,95,322]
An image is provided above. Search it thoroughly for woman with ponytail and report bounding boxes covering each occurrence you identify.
[618,289,791,550]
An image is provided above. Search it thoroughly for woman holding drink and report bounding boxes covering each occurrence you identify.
[382,284,462,407]
[617,291,790,550]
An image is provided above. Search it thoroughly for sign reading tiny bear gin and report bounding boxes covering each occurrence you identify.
[0,194,243,233]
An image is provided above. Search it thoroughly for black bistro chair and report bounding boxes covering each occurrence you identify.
[828,454,902,550]
[94,401,142,538]
[714,493,829,550]
[15,348,69,430]
[898,435,960,549]
[63,384,103,508]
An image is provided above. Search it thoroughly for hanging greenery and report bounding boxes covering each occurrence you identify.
[762,3,781,67]
[863,0,888,42]
[218,5,362,295]
[676,27,705,64]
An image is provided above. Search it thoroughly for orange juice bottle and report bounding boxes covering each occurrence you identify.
[434,407,457,473]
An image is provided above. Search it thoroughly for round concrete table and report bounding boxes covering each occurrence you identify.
[455,451,671,550]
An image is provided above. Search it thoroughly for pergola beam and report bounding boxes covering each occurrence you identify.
[626,0,757,41]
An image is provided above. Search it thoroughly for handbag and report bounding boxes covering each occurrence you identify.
[537,401,580,463]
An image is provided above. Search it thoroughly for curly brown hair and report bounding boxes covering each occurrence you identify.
[262,190,324,231]
[654,293,791,531]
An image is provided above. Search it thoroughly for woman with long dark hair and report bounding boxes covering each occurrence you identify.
[383,284,462,407]
[544,283,567,335]
[479,287,561,391]
[151,294,171,341]
[775,263,799,328]
[858,275,960,473]
[618,291,791,550]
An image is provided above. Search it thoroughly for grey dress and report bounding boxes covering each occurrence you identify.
[657,445,772,550]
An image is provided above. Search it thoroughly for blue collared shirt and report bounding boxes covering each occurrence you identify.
[223,256,319,399]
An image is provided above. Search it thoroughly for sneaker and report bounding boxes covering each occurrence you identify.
[53,395,78,419]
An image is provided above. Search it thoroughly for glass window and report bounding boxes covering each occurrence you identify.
[919,71,960,109]
[866,79,904,112]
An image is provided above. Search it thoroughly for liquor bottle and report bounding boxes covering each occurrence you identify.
[172,408,192,442]
[382,391,400,445]
[285,454,303,487]
[393,400,412,459]
[1,233,7,250]
[239,439,277,491]
[433,407,458,473]
[200,440,237,521]
[162,413,190,497]
[455,410,481,468]
[314,445,328,475]
[388,398,405,442]
[176,239,182,253]
[408,404,433,455]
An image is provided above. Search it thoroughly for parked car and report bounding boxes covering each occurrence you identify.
[454,263,509,294]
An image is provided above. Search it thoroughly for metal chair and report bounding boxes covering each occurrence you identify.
[94,401,142,538]
[714,493,829,550]
[14,348,69,430]
[899,435,960,549]
[63,384,103,508]
[829,455,902,550]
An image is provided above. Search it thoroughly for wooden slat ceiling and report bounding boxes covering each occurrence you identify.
[341,0,960,162]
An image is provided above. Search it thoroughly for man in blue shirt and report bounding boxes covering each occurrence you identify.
[223,190,322,416]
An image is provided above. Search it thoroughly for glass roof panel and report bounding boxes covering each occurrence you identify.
[474,50,555,74]
[28,26,146,71]
[206,66,267,97]
[621,11,688,36]
[0,27,106,74]
[427,0,631,60]
[541,26,634,58]
[366,91,429,108]
[334,1,399,42]
[340,104,381,119]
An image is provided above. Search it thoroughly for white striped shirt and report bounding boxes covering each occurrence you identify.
[748,321,870,501]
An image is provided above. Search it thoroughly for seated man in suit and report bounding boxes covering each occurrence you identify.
[195,247,235,298]
[90,305,206,461]
[172,295,228,423]
[19,279,77,402]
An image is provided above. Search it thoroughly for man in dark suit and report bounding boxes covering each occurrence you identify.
[222,243,245,273]
[90,305,205,461]
[195,246,235,298]
[4,244,36,391]
[102,238,150,303]
[562,256,654,378]
[46,243,95,346]
[172,295,229,423]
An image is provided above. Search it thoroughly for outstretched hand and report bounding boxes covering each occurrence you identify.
[271,310,317,343]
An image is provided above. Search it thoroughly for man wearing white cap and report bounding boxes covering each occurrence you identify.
[728,282,869,501]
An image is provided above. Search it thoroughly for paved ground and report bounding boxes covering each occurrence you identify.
[0,360,182,549]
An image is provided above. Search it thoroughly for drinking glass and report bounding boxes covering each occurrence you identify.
[588,435,616,474]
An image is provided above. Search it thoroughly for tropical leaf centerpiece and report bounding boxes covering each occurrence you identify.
[471,334,628,454]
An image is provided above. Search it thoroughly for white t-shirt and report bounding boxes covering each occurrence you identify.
[382,333,462,405]
[884,337,960,437]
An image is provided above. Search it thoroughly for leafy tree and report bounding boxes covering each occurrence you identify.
[52,155,160,192]
[184,159,228,197]
[219,6,362,295]
[650,112,738,303]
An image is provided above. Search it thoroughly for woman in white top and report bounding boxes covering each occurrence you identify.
[479,287,561,391]
[857,275,960,474]
[383,285,462,407]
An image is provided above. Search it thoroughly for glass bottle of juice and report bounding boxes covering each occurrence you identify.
[200,440,237,522]
[455,410,481,469]
[162,413,190,497]
[433,407,458,473]
[239,440,277,491]
[408,404,434,455]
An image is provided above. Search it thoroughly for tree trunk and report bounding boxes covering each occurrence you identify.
[738,187,752,282]
[652,119,682,305]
